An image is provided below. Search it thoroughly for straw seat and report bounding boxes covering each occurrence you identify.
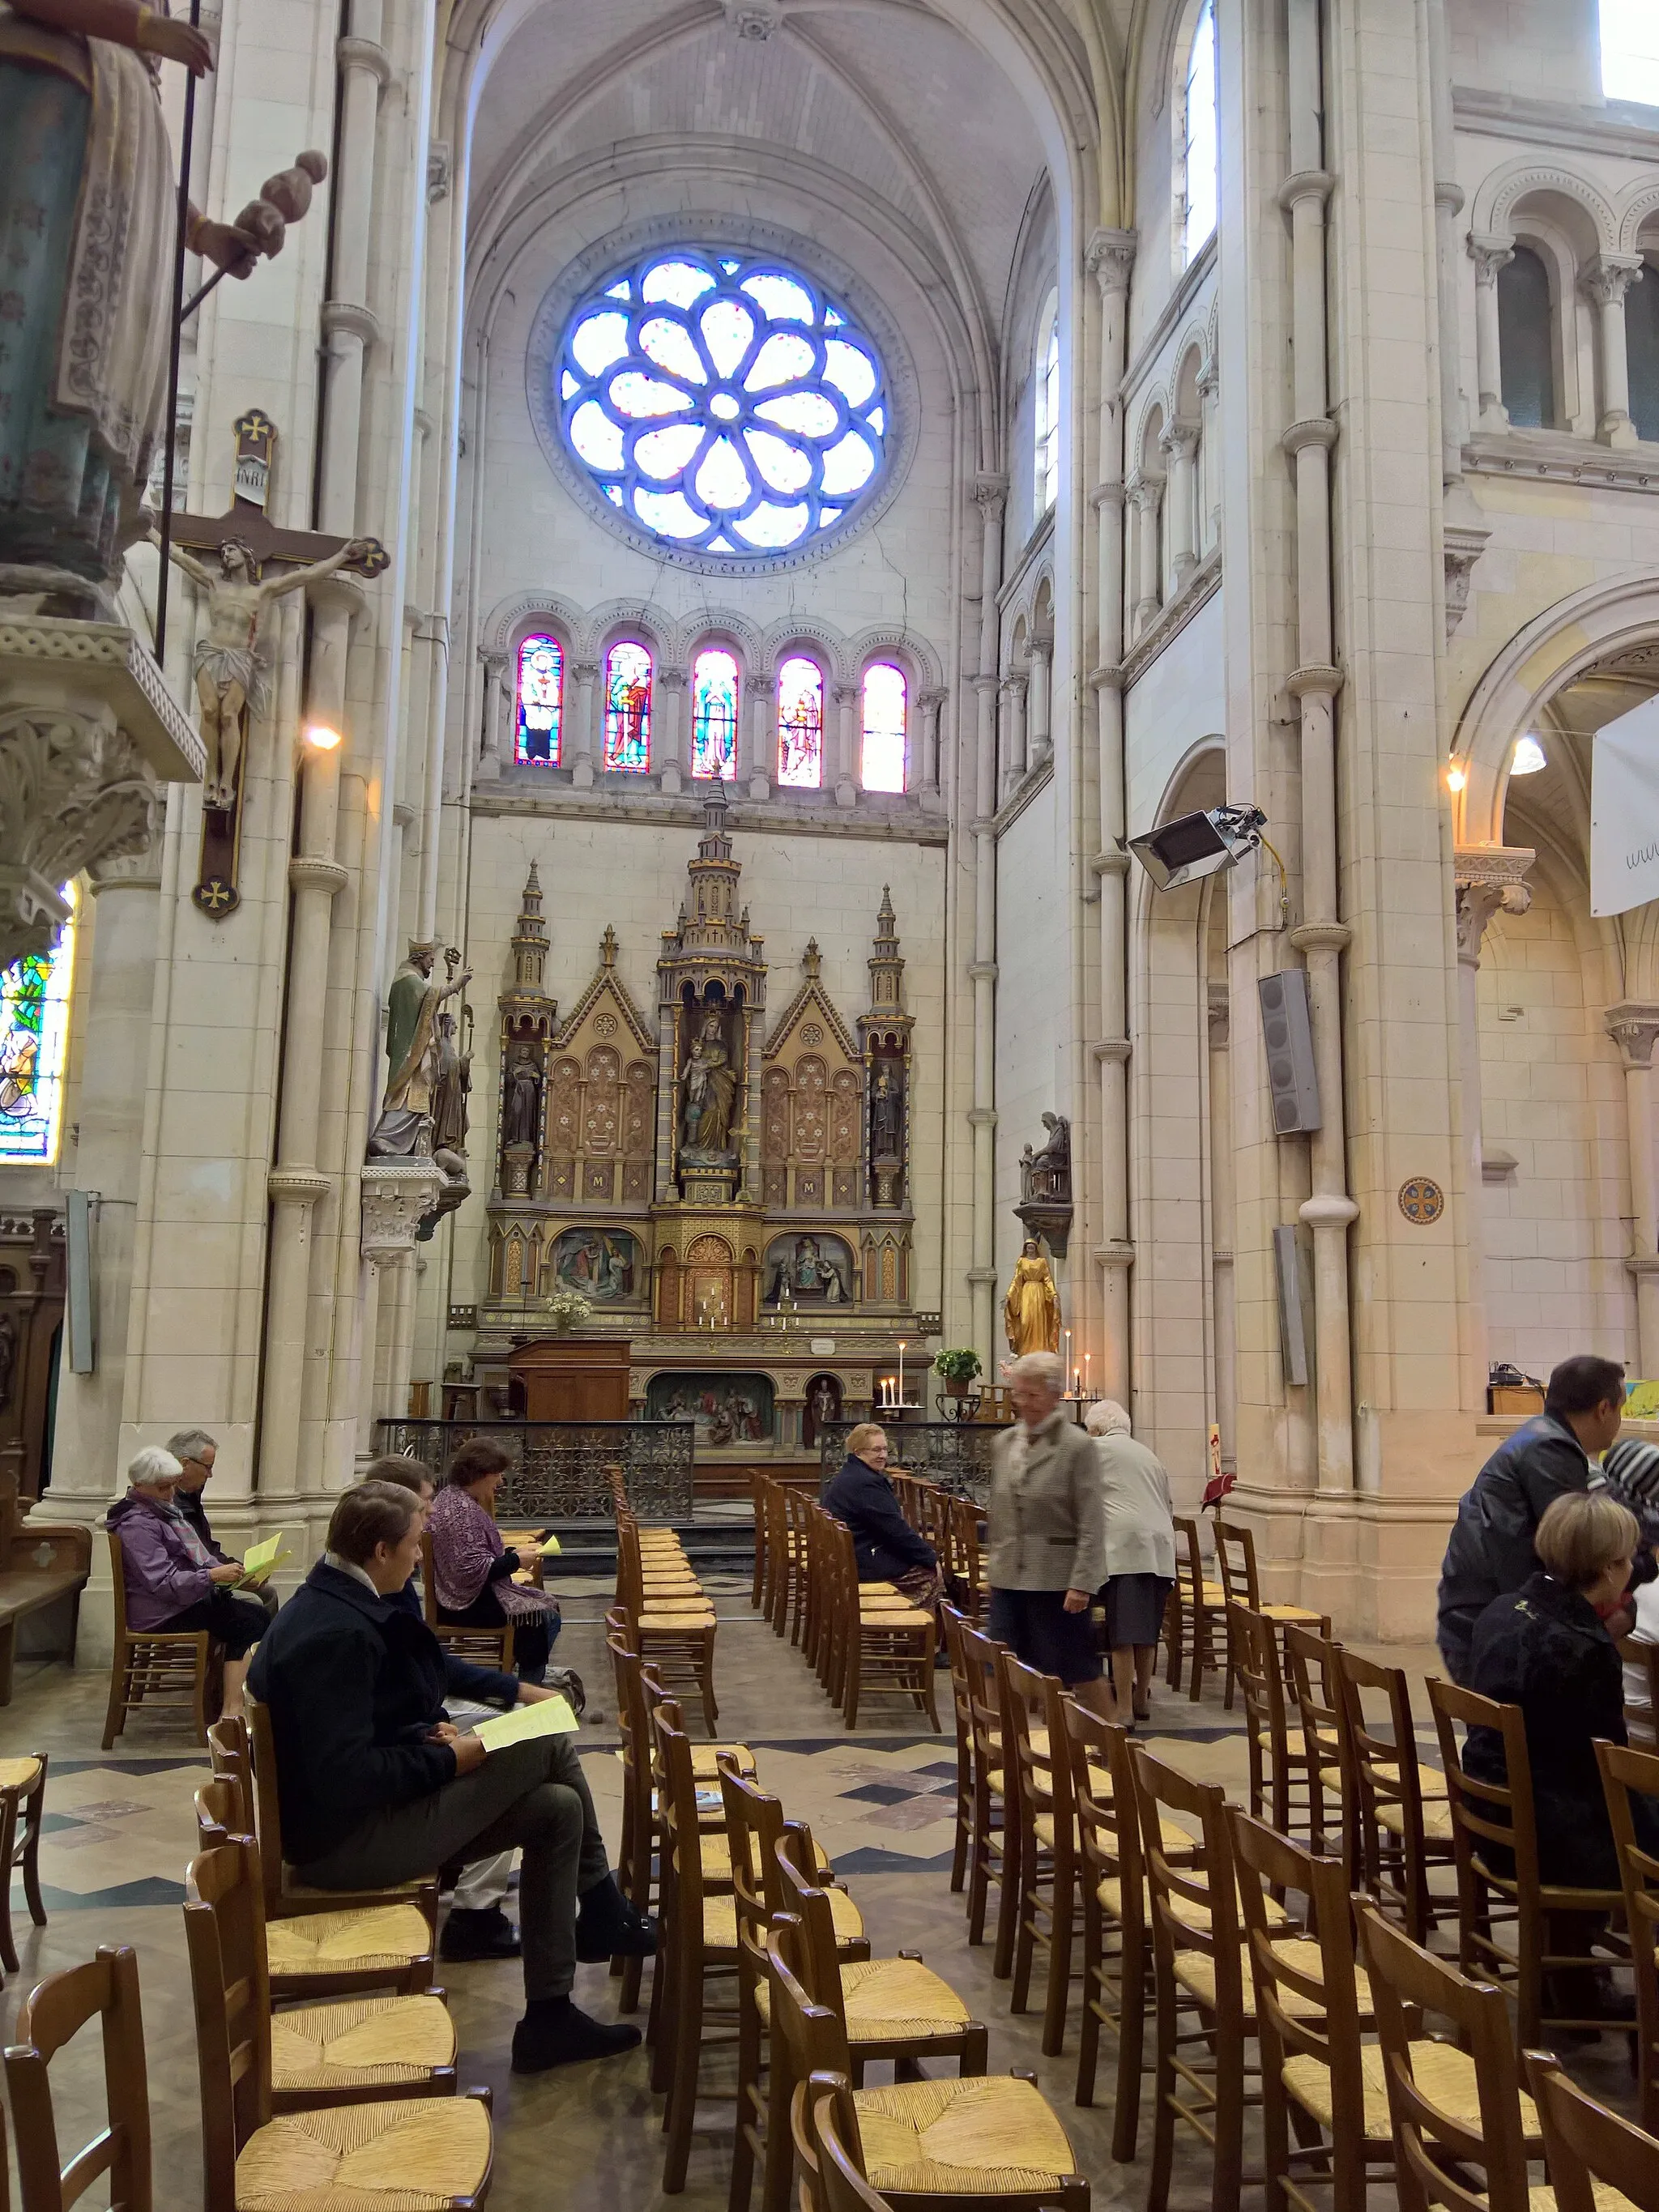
[0,1755,41,1789]
[1379,1796,1455,1840]
[232,2096,492,2207]
[854,2075,1078,2197]
[713,1880,866,1957]
[1282,2039,1537,2137]
[693,1743,757,1778]
[268,1996,456,2094]
[265,1906,434,1983]
[1096,1876,1293,1933]
[756,1954,969,2041]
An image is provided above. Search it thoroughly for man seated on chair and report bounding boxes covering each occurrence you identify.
[822,1421,944,1613]
[167,1427,279,1622]
[107,1447,268,1719]
[248,1479,654,2072]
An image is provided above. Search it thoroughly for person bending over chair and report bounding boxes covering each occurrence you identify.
[428,1437,561,1685]
[247,1480,654,2071]
[108,1447,267,1717]
[822,1422,944,1613]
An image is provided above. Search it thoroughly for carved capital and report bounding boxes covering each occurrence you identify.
[1584,254,1644,309]
[1085,226,1137,297]
[426,142,451,204]
[998,674,1028,705]
[360,1159,445,1264]
[289,855,349,897]
[1160,421,1201,465]
[573,661,600,684]
[0,705,159,965]
[1276,168,1335,214]
[1468,232,1516,287]
[267,1167,330,1208]
[320,298,382,350]
[1606,1003,1659,1069]
[1124,472,1161,515]
[1282,416,1338,457]
[1444,524,1491,638]
[1206,983,1230,1045]
[659,667,688,693]
[1455,845,1534,962]
[722,0,779,34]
[971,472,1009,520]
[336,32,391,83]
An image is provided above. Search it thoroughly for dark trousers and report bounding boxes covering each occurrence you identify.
[165,1589,267,1659]
[295,1735,609,2001]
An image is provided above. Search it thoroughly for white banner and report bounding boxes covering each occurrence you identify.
[1591,693,1659,917]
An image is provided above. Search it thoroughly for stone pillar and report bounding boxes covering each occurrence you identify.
[748,676,772,800]
[1127,474,1161,637]
[833,682,859,809]
[570,661,599,787]
[1453,849,1533,1399]
[1469,235,1514,433]
[361,1161,441,1422]
[999,674,1027,802]
[1198,360,1221,552]
[917,687,946,799]
[1208,983,1237,1470]
[1585,255,1645,449]
[968,475,1006,1362]
[1162,422,1201,587]
[1607,1004,1659,1375]
[658,666,687,794]
[1026,646,1051,772]
[477,650,508,780]
[1424,0,1467,487]
[1085,226,1137,1404]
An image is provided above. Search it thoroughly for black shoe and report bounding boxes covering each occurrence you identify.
[440,1905,522,1962]
[511,1998,642,2073]
[575,1873,659,1963]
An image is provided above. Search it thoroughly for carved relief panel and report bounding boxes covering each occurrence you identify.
[544,933,657,1212]
[761,944,865,1215]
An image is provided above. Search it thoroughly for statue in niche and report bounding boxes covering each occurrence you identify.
[151,527,376,807]
[804,1374,842,1446]
[429,1009,471,1157]
[502,1043,543,1149]
[767,1234,851,1305]
[1004,1238,1061,1357]
[680,1005,737,1157]
[870,1064,904,1158]
[368,940,471,1158]
[1019,1111,1072,1204]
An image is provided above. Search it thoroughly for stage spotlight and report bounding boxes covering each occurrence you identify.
[1125,803,1269,892]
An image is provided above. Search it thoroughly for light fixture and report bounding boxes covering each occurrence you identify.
[1125,803,1268,892]
[1446,761,1468,793]
[1510,735,1546,776]
[305,722,343,752]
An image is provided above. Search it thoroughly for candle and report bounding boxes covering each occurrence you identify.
[898,1340,906,1406]
[1084,1353,1091,1396]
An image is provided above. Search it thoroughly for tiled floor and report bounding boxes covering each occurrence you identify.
[0,1582,1631,2209]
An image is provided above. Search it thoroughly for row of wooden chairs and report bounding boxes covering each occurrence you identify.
[1158,1515,1332,1711]
[615,1502,719,1734]
[792,1497,940,1731]
[751,1470,987,1657]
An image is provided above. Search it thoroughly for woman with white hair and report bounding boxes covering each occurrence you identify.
[1085,1400,1176,1726]
[107,1446,267,1715]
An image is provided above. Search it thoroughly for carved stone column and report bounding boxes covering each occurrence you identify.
[1207,983,1237,1472]
[1161,422,1201,587]
[748,673,772,800]
[1468,234,1515,433]
[833,681,859,809]
[1126,475,1162,636]
[476,648,508,780]
[999,673,1028,801]
[1585,255,1645,449]
[969,472,1007,1360]
[658,666,687,794]
[1454,845,1533,1385]
[1026,645,1051,771]
[570,661,599,787]
[361,1160,442,1421]
[0,618,200,967]
[1606,1004,1659,1375]
[916,686,947,799]
[1198,360,1221,553]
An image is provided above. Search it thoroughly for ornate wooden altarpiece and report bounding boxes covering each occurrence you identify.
[472,790,918,1448]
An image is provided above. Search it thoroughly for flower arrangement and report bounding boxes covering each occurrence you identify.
[933,1348,983,1387]
[547,1289,592,1331]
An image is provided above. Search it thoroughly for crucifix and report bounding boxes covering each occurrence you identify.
[156,411,388,918]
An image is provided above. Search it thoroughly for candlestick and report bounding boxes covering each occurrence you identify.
[898,1340,905,1407]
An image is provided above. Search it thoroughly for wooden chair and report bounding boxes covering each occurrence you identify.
[1003,1652,1078,2054]
[617,1515,719,1735]
[1429,1676,1626,2049]
[938,1602,975,1894]
[959,1617,1019,1975]
[653,1698,741,2191]
[1284,1622,1354,1882]
[185,1837,458,2109]
[244,1695,437,1998]
[418,1532,513,1671]
[1623,1633,1659,1750]
[100,1527,220,1748]
[6,1945,152,2212]
[1596,1736,1659,2133]
[1233,1605,1318,1846]
[943,1494,988,1623]
[1337,1647,1452,1947]
[1169,1518,1227,1703]
[804,2073,889,2212]
[765,1914,1088,2210]
[1229,1809,1385,2212]
[1524,2050,1659,2212]
[750,1469,774,1615]
[1130,1742,1264,2212]
[1064,1698,1153,2154]
[1355,1901,1543,2212]
[825,1515,938,1732]
[1212,1517,1329,1700]
[782,1485,812,1646]
[0,1746,47,1977]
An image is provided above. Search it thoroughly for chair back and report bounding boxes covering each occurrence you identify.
[242,1694,291,1924]
[1338,1647,1439,1899]
[1621,1634,1659,1751]
[809,2074,886,2212]
[1129,1742,1242,2014]
[104,1529,132,1644]
[1426,1675,1541,1907]
[939,1601,975,1739]
[959,1617,1012,1790]
[650,1701,710,1954]
[418,1532,442,1628]
[183,1837,274,2204]
[775,1829,854,2036]
[1171,1517,1209,1613]
[1062,1697,1145,1943]
[1523,2051,1659,2212]
[1233,1604,1294,1829]
[206,1711,249,1791]
[1355,1900,1533,2212]
[6,1946,151,2212]
[1003,1650,1071,1877]
[1596,1736,1659,2131]
[194,1774,249,1849]
[1230,1810,1365,2135]
[763,1915,853,2122]
[605,1620,655,1849]
[1212,1518,1260,1610]
[1285,1622,1350,1869]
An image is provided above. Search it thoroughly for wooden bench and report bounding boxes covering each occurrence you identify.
[0,1490,90,1704]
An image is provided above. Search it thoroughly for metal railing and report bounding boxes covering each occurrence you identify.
[372,1419,696,1522]
[817,1419,1011,1503]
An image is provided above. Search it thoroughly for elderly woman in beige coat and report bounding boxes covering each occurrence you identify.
[1085,1400,1177,1727]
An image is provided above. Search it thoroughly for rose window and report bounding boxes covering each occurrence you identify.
[557,248,888,557]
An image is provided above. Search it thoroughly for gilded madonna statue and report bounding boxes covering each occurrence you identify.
[1004,1238,1061,1357]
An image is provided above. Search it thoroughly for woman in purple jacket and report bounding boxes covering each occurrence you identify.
[106,1446,268,1715]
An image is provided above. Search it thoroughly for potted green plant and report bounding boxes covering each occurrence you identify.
[933,1348,983,1398]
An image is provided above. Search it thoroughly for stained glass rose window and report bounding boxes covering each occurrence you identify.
[557,249,888,557]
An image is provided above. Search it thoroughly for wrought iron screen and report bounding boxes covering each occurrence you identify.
[372,1419,696,1523]
[817,1421,1011,1504]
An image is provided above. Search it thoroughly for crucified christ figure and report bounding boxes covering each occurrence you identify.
[149,527,375,806]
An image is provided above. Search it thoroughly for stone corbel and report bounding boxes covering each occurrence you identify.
[360,1159,445,1265]
[1454,845,1534,964]
[1443,523,1491,639]
[1605,1003,1659,1071]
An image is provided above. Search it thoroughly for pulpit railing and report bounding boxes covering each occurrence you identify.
[817,1420,1012,1504]
[371,1419,696,1522]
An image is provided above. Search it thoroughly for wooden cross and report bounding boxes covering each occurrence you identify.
[167,411,388,919]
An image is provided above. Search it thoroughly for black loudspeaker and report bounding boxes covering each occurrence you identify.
[1258,970,1322,1134]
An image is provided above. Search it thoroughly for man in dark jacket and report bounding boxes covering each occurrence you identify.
[168,1426,279,1620]
[1437,1353,1628,1681]
[822,1422,943,1608]
[247,1480,651,2073]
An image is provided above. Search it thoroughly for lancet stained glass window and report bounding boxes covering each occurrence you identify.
[777,656,824,789]
[603,641,653,772]
[0,901,75,1165]
[1034,303,1060,520]
[692,649,739,780]
[515,634,562,766]
[558,248,889,558]
[1182,0,1218,266]
[861,663,907,793]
